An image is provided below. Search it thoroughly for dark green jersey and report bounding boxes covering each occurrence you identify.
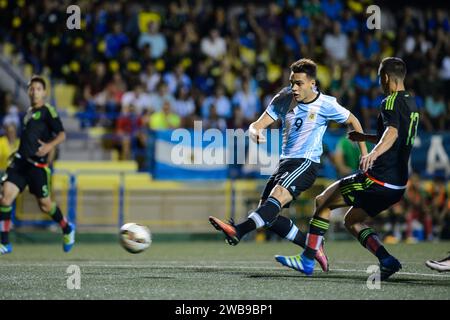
[368,91,419,186]
[18,103,64,163]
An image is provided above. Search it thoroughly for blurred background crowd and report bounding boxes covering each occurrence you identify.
[0,0,449,241]
[1,0,450,134]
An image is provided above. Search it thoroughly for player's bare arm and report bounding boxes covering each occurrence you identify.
[360,126,398,172]
[348,131,378,144]
[345,113,368,156]
[249,112,275,144]
[35,131,66,157]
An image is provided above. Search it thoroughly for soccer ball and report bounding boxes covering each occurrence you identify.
[119,223,152,254]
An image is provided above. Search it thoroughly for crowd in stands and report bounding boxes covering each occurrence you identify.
[381,172,450,242]
[1,1,450,141]
[0,0,449,241]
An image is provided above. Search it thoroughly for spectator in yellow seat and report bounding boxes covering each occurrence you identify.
[0,124,20,172]
[149,100,181,130]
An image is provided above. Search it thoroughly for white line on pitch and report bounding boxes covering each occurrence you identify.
[1,263,450,278]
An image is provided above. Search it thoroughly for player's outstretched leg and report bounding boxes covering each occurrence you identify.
[39,199,75,252]
[209,185,291,246]
[344,209,402,281]
[269,215,329,272]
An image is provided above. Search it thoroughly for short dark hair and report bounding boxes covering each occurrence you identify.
[290,58,317,79]
[28,75,46,90]
[379,57,406,80]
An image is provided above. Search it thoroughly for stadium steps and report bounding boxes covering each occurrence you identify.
[58,115,115,161]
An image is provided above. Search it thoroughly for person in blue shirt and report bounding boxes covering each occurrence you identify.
[105,23,129,58]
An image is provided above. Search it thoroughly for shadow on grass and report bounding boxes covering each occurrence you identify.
[244,272,450,287]
[246,273,369,282]
[383,277,450,287]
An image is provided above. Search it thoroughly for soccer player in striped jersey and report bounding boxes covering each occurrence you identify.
[275,57,419,281]
[209,59,367,272]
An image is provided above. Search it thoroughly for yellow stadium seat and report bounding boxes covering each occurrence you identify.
[138,12,161,33]
[88,127,107,138]
[2,42,14,58]
[53,84,76,112]
[23,63,33,79]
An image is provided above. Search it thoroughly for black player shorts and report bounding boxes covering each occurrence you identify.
[261,158,319,205]
[339,172,405,217]
[1,157,52,198]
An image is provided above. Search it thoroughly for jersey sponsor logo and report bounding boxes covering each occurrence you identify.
[280,172,289,179]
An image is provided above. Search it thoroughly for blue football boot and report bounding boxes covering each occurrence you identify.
[379,255,402,281]
[63,223,76,253]
[0,243,12,255]
[275,253,316,276]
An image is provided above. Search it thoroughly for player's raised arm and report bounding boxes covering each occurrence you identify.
[348,131,378,144]
[249,86,292,144]
[344,113,368,156]
[249,111,275,144]
[326,97,368,156]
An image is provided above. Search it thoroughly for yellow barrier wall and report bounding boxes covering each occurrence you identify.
[15,171,333,232]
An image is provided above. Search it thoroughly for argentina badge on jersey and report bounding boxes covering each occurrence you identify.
[306,106,320,122]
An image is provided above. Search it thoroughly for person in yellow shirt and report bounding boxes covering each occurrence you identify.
[0,124,20,172]
[149,100,181,130]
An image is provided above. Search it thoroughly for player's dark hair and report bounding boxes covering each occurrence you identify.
[28,75,47,90]
[379,57,406,80]
[290,58,317,79]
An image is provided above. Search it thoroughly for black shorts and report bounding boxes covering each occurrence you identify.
[261,158,319,205]
[1,158,52,198]
[339,172,405,217]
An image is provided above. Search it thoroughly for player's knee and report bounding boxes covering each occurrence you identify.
[315,194,326,210]
[270,185,292,206]
[343,215,354,231]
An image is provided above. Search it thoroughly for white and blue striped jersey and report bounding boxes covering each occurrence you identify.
[265,87,350,163]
